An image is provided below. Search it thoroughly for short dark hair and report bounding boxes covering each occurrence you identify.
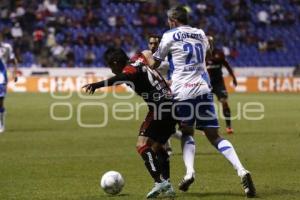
[167,5,188,25]
[103,47,129,67]
[148,34,161,41]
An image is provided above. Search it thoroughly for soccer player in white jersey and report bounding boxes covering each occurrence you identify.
[0,34,18,133]
[150,5,256,197]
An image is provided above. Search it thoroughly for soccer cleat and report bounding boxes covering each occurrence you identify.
[241,172,256,198]
[226,127,234,134]
[178,173,195,192]
[146,180,171,198]
[163,182,176,197]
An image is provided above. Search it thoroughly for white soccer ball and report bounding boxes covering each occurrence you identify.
[100,171,125,195]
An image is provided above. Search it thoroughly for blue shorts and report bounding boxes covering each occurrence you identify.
[0,84,7,98]
[175,93,219,130]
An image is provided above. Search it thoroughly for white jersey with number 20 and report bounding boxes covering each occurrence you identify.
[153,25,211,101]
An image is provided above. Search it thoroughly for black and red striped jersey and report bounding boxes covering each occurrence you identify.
[123,53,173,108]
[206,49,226,83]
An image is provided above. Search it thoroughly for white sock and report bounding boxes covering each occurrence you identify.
[181,135,195,175]
[172,130,182,140]
[217,139,245,176]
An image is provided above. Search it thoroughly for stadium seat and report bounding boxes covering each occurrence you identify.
[1,0,299,67]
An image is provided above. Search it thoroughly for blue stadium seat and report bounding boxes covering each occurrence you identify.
[1,0,299,67]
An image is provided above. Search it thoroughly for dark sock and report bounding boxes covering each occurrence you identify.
[138,145,162,183]
[223,106,231,128]
[157,149,170,180]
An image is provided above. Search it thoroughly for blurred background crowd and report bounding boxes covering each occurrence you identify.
[0,0,300,67]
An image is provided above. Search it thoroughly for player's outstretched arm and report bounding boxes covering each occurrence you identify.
[82,82,100,94]
[82,74,129,94]
[223,60,237,87]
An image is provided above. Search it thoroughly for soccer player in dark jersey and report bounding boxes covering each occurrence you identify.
[83,47,176,198]
[206,39,237,134]
[143,35,182,156]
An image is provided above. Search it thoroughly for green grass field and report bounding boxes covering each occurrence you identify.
[0,92,300,200]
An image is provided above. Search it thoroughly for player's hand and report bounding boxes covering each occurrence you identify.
[12,70,18,82]
[82,83,97,94]
[233,78,238,87]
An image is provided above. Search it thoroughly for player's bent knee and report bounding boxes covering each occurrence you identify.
[136,141,147,151]
[203,127,222,145]
[136,136,147,145]
[136,144,151,155]
[136,136,154,153]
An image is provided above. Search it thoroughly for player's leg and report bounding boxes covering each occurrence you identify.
[137,136,173,199]
[0,84,6,133]
[196,93,256,197]
[164,128,183,156]
[203,128,256,197]
[197,93,243,173]
[148,112,175,181]
[204,128,246,175]
[138,138,175,198]
[136,136,163,184]
[180,125,195,178]
[164,139,172,156]
[175,100,196,191]
[155,145,175,198]
[137,111,163,183]
[215,81,233,134]
[150,113,177,197]
[0,97,4,133]
[219,97,233,134]
[151,127,175,182]
[137,138,173,198]
[154,144,170,181]
[138,111,174,198]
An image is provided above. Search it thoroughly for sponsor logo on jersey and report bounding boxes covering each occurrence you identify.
[184,82,205,88]
[173,31,204,42]
[183,66,202,72]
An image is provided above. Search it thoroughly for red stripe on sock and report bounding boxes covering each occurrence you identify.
[137,145,150,155]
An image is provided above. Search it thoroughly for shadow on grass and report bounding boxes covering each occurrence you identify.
[257,188,300,199]
[172,152,219,156]
[180,189,300,199]
[80,192,243,200]
[80,193,130,200]
[176,191,243,198]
